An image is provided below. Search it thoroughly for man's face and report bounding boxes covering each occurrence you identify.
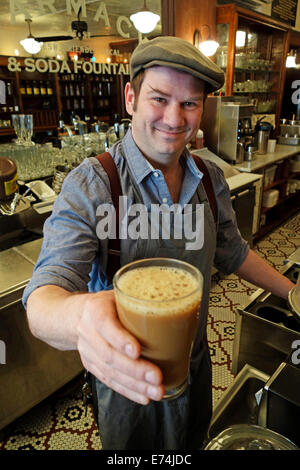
[125,66,204,165]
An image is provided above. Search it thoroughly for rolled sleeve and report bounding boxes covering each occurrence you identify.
[210,164,249,274]
[22,158,112,308]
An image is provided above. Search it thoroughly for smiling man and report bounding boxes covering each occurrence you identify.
[23,36,294,451]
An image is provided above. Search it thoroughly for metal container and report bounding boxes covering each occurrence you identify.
[232,261,300,376]
[208,364,270,439]
[255,121,273,155]
[201,96,255,163]
[205,424,298,450]
[258,362,300,447]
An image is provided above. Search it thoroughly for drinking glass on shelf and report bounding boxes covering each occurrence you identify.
[19,114,27,145]
[11,114,23,145]
[23,114,34,146]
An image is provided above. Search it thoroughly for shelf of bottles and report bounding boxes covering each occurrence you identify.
[90,76,115,113]
[59,73,87,113]
[19,78,55,110]
[59,72,117,122]
[0,66,19,129]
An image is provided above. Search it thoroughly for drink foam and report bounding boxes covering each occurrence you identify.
[116,266,201,316]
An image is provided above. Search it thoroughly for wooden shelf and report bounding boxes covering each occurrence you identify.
[254,191,300,242]
[263,178,287,191]
[0,125,57,136]
[261,191,299,214]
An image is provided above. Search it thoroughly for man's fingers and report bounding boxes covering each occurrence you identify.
[84,292,141,360]
[89,358,165,405]
[79,330,163,386]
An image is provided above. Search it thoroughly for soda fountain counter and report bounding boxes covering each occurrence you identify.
[0,199,82,431]
[234,144,300,173]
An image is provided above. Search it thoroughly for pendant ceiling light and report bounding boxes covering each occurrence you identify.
[193,25,219,57]
[286,50,296,68]
[20,19,43,54]
[130,0,160,34]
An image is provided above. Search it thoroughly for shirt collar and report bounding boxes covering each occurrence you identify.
[121,129,203,184]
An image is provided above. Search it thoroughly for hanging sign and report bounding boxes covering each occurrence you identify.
[7,57,130,75]
[9,0,133,39]
[271,0,298,26]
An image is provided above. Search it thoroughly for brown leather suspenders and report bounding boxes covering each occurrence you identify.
[95,152,217,282]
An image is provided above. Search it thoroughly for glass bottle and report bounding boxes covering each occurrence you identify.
[33,80,40,95]
[26,80,33,95]
[40,81,47,95]
[47,80,53,95]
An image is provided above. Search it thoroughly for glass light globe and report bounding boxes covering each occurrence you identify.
[198,40,219,57]
[286,55,296,68]
[20,37,43,54]
[130,11,160,34]
[236,30,246,48]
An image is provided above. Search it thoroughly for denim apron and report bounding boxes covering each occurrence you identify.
[94,157,217,450]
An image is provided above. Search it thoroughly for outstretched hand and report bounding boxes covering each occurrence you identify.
[76,290,165,405]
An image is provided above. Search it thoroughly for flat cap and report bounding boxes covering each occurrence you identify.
[130,36,225,93]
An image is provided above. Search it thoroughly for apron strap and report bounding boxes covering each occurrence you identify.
[192,154,217,225]
[95,152,122,282]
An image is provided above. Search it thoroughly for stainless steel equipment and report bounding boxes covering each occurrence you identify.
[278,120,300,145]
[207,248,300,449]
[208,363,299,449]
[208,364,270,439]
[258,361,300,446]
[201,96,255,163]
[232,261,300,376]
[0,238,83,430]
[254,121,273,155]
[206,424,298,450]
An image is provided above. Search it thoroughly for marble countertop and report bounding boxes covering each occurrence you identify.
[234,144,300,173]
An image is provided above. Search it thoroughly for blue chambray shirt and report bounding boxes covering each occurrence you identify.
[22,129,249,307]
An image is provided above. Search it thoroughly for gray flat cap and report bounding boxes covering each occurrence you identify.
[130,36,225,93]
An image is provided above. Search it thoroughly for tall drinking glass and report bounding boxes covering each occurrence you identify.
[113,258,203,400]
[11,114,23,144]
[23,114,34,146]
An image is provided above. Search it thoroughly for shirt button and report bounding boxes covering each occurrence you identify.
[153,172,159,177]
[162,197,168,203]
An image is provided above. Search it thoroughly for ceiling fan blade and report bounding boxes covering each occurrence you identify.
[90,34,121,38]
[35,35,74,42]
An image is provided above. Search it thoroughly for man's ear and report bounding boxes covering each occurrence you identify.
[125,82,135,116]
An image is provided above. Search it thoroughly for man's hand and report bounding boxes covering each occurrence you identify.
[77,290,165,405]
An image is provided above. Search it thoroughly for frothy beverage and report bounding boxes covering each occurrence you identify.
[114,262,202,398]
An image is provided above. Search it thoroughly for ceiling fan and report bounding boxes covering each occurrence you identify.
[35,8,117,42]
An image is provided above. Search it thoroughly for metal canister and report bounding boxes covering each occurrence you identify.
[0,157,18,202]
[255,121,273,155]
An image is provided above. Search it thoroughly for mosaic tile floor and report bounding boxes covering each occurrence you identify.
[1,212,300,450]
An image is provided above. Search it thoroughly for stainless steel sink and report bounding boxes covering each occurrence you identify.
[208,365,270,439]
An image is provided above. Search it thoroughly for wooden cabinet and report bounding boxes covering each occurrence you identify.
[216,4,290,132]
[255,155,300,241]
